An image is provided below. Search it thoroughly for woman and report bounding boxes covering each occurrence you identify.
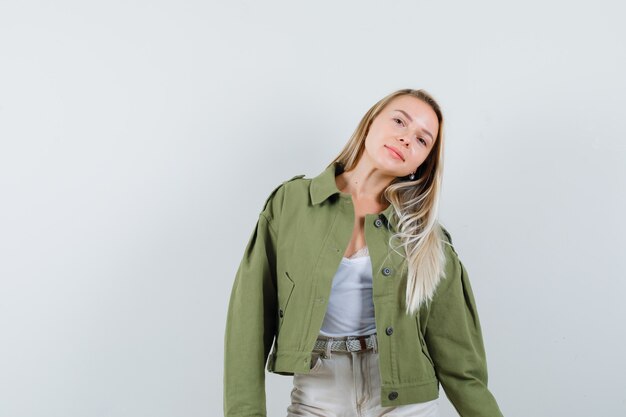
[223,89,504,417]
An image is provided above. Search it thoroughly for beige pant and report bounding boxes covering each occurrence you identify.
[286,335,439,417]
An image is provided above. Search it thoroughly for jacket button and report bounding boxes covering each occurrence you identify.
[385,326,393,335]
[388,391,398,400]
[279,309,284,318]
[374,218,383,228]
[382,267,392,276]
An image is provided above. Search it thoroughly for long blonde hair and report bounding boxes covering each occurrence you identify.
[330,88,448,316]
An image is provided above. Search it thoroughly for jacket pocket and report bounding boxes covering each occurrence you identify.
[277,271,295,334]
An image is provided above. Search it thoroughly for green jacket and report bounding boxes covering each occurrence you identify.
[224,161,504,417]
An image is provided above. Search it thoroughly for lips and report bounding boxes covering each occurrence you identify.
[385,145,405,161]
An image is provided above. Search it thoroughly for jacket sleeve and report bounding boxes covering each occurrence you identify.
[423,233,504,417]
[223,185,284,417]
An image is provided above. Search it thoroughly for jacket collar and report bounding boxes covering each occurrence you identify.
[310,161,397,230]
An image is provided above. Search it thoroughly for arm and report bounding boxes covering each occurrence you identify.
[424,237,504,417]
[223,186,284,417]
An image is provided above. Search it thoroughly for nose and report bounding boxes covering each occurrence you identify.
[398,137,410,147]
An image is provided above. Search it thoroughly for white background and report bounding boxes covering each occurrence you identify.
[1,1,625,416]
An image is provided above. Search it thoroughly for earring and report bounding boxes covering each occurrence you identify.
[409,172,415,180]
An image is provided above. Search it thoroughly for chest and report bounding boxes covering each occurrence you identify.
[276,196,405,295]
[343,197,390,258]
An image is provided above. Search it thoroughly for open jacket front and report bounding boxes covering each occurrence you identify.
[224,162,504,417]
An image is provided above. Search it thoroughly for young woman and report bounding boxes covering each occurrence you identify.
[224,89,504,417]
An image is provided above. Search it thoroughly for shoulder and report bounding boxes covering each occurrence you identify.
[437,221,456,253]
[435,222,462,280]
[439,223,452,244]
[260,173,307,215]
[428,222,467,302]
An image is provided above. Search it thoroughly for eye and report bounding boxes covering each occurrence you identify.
[393,117,427,146]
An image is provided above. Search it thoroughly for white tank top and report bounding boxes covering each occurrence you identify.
[319,245,377,337]
[319,245,441,413]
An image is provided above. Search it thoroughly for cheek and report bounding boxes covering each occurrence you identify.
[364,134,384,155]
[408,149,431,165]
[370,124,389,138]
[363,132,376,148]
[365,127,385,146]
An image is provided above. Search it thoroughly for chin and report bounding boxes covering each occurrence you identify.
[376,161,404,178]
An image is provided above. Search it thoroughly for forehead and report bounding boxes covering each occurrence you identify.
[381,95,439,132]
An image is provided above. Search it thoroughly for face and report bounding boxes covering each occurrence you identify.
[362,95,439,177]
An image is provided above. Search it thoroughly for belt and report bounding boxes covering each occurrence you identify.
[313,334,377,353]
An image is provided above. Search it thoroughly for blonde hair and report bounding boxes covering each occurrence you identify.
[329,88,448,316]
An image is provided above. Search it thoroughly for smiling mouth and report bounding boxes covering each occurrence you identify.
[385,145,404,161]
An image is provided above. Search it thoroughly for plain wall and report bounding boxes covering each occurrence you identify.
[1,1,625,416]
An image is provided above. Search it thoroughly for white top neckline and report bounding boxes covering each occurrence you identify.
[341,245,369,262]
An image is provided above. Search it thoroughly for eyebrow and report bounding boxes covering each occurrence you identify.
[394,109,434,142]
